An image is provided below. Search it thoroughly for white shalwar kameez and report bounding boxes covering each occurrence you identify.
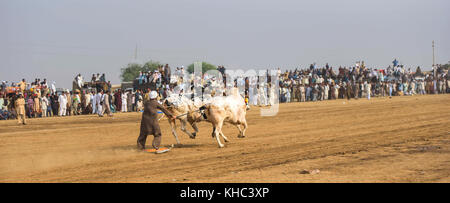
[91,94,97,114]
[257,84,267,106]
[121,93,127,112]
[324,84,329,100]
[58,94,67,116]
[96,93,103,115]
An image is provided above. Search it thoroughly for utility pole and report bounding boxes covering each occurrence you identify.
[134,44,138,61]
[432,40,435,67]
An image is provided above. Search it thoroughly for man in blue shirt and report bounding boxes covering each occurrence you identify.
[393,59,399,67]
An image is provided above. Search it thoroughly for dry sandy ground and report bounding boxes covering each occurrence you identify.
[0,94,449,183]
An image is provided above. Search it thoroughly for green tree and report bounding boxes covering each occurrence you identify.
[142,60,162,72]
[120,61,162,82]
[441,62,450,70]
[187,62,217,74]
[120,63,142,82]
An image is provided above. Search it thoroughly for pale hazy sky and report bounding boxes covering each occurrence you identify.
[1,0,449,88]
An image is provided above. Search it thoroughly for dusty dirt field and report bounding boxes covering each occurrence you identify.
[1,94,449,183]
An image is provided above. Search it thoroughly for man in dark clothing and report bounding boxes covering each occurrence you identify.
[346,82,353,100]
[164,64,171,85]
[137,91,176,151]
[114,89,122,112]
[134,90,141,112]
[100,73,106,82]
[51,94,59,116]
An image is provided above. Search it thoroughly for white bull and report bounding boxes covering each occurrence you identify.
[163,94,205,144]
[200,88,248,148]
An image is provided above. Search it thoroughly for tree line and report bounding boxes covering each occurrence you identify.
[120,61,217,82]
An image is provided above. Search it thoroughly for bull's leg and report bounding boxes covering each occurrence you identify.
[214,122,225,148]
[168,119,181,145]
[190,122,199,139]
[180,120,195,139]
[235,125,243,138]
[220,131,229,142]
[238,120,248,138]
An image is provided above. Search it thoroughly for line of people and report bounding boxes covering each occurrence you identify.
[1,62,449,123]
[272,63,449,104]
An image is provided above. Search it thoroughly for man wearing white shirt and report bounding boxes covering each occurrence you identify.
[410,80,416,95]
[51,82,56,94]
[58,92,67,116]
[84,91,91,111]
[365,81,372,100]
[121,92,128,112]
[41,95,49,117]
[248,77,257,105]
[76,74,83,89]
[91,91,96,114]
[286,86,291,103]
[257,84,264,106]
[96,90,103,116]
